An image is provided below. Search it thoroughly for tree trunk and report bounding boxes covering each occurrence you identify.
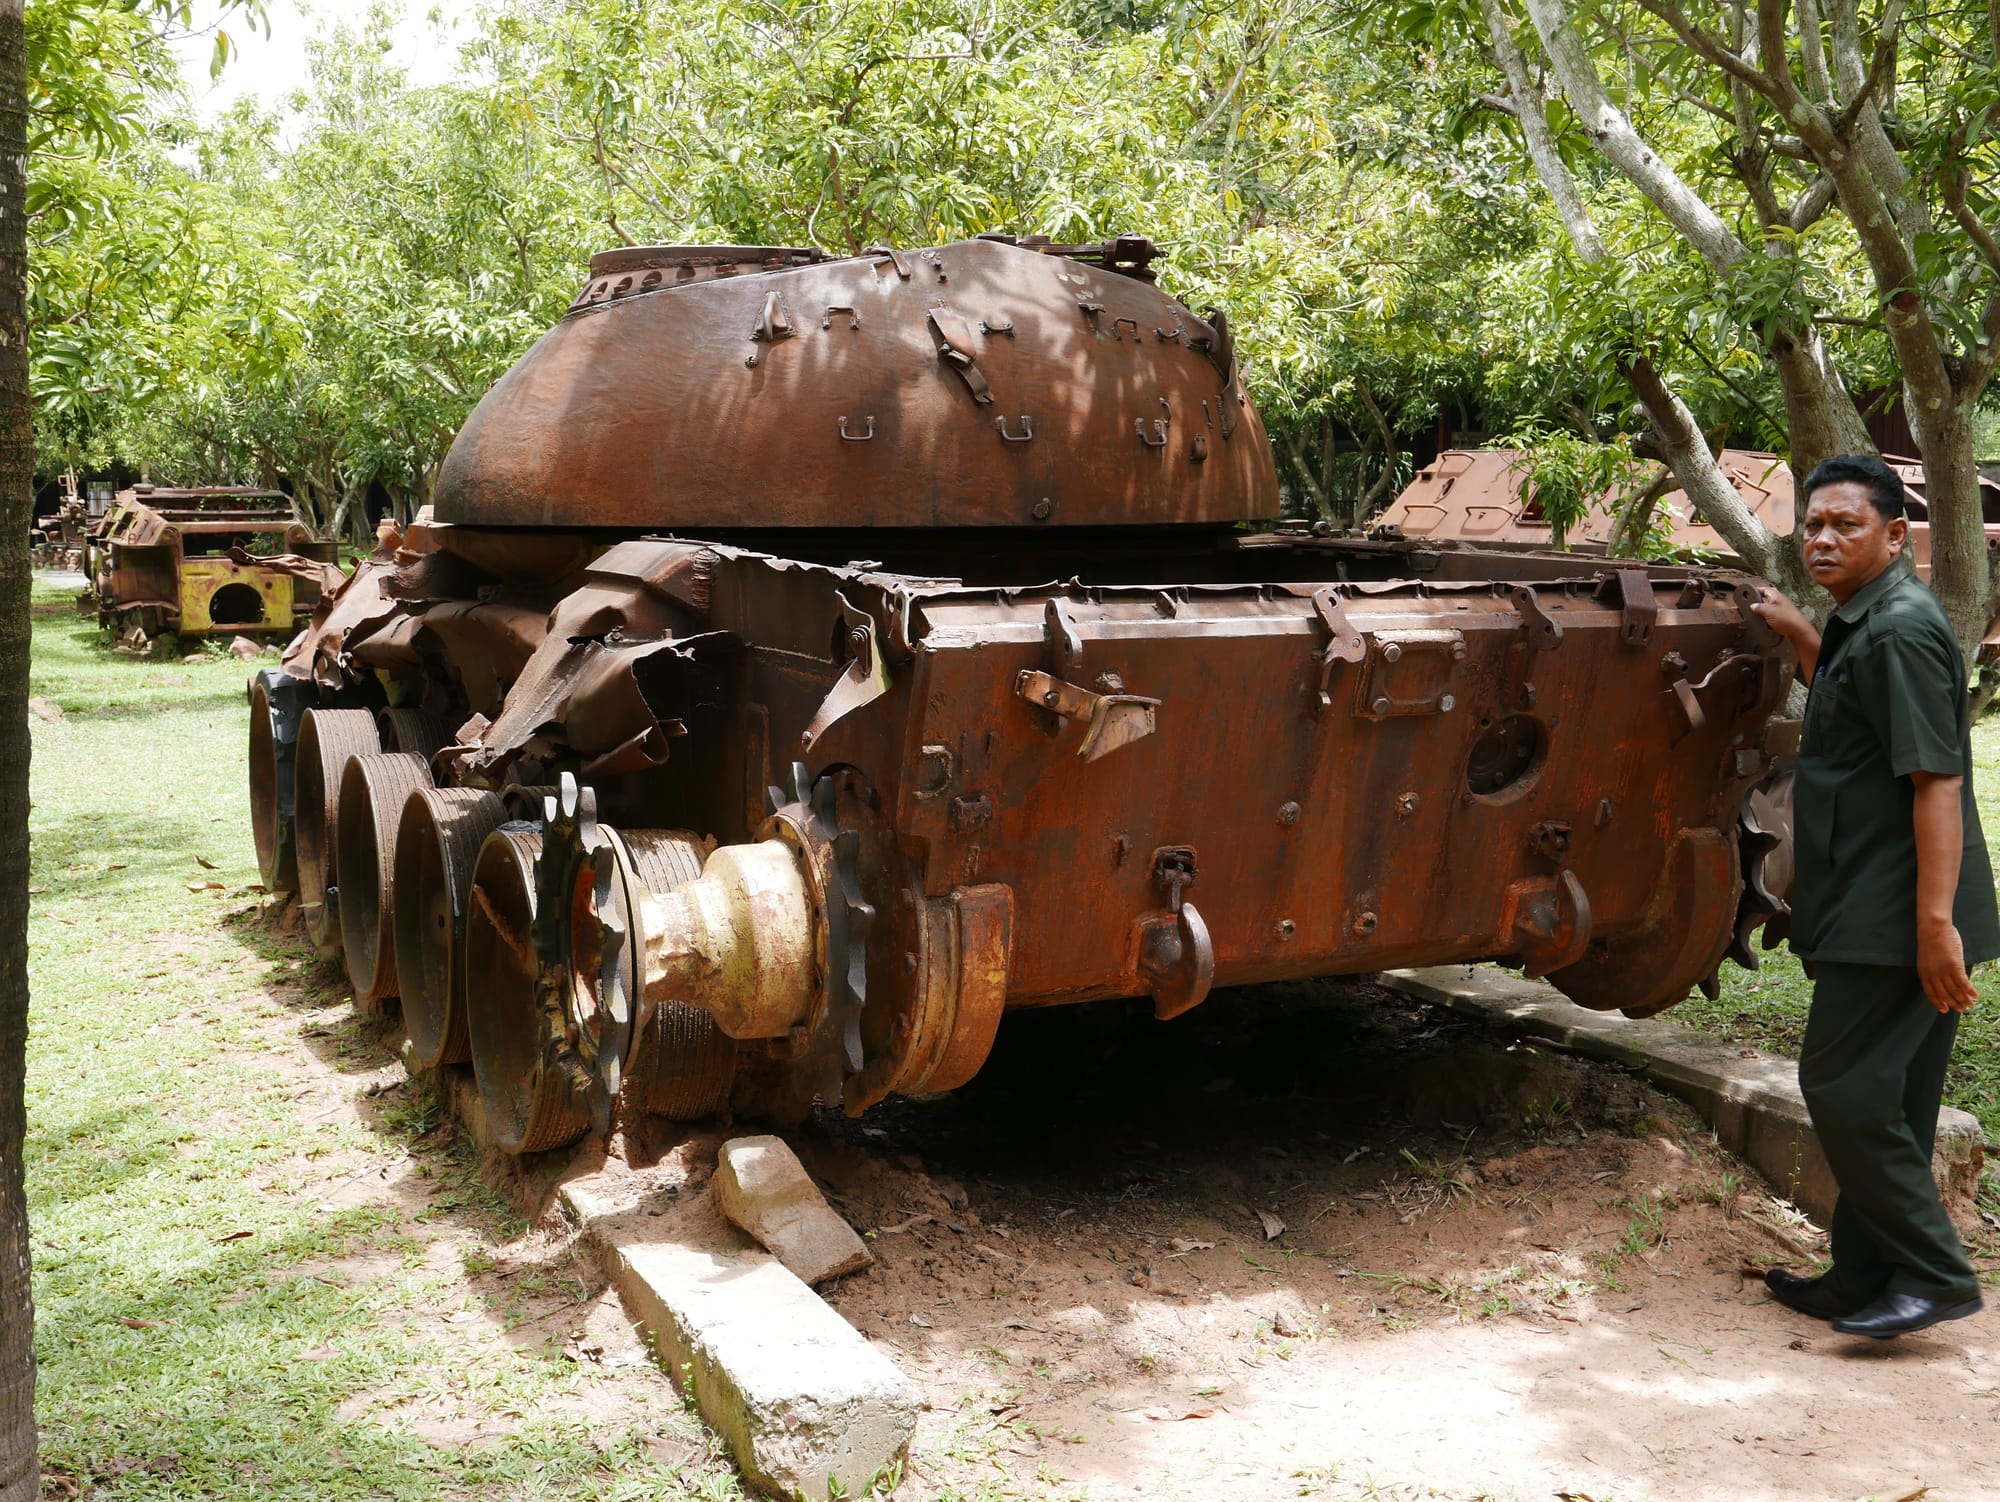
[1354,382,1399,517]
[1906,411,1989,659]
[1480,0,1791,585]
[0,1,40,1496]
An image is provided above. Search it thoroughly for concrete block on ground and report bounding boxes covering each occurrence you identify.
[596,1217,918,1501]
[1382,965,1986,1223]
[715,1135,873,1287]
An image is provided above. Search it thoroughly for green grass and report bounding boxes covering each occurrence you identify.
[1671,714,2000,1141]
[24,580,733,1500]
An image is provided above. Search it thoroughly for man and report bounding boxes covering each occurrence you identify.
[1752,454,1998,1339]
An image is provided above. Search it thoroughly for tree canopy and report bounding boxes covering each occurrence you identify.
[23,0,2000,636]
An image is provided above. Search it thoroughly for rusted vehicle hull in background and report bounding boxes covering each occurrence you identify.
[246,236,1795,1158]
[1382,448,2000,620]
[86,485,335,640]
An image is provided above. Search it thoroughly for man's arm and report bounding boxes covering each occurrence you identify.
[1750,586,1819,683]
[1911,770,1979,1013]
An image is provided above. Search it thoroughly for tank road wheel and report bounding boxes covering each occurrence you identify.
[378,707,454,760]
[335,752,436,1008]
[393,787,508,1069]
[295,708,383,958]
[248,670,314,896]
[464,824,591,1156]
[563,820,739,1124]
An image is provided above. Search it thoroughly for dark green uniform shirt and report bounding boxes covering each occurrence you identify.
[1791,561,2000,966]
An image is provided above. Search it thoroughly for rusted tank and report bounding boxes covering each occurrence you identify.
[30,478,99,569]
[85,484,334,640]
[248,235,1795,1154]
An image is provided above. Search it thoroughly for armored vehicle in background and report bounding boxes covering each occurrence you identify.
[85,485,335,641]
[1384,449,2000,623]
[247,234,1794,1156]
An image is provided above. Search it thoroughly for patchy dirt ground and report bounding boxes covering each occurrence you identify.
[750,983,2000,1502]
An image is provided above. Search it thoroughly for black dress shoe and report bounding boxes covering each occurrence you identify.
[1764,1267,1868,1320]
[1831,1290,1984,1339]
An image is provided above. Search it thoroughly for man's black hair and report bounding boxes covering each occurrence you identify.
[1802,453,1907,522]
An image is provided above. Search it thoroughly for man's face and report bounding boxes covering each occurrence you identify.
[1802,480,1906,603]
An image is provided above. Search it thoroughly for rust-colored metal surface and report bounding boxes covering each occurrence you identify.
[394,786,509,1070]
[1384,449,2000,617]
[438,235,1276,531]
[249,235,1801,1155]
[336,751,437,1006]
[293,709,383,955]
[84,485,334,638]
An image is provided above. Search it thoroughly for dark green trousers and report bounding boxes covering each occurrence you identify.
[1798,961,1979,1303]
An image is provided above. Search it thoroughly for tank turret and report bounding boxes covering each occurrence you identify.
[437,235,1276,531]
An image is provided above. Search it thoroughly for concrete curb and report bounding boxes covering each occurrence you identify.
[410,1046,919,1500]
[1380,965,1987,1224]
[561,1178,920,1502]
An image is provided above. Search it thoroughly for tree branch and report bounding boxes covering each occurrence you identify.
[1355,381,1399,511]
[1832,0,1904,137]
[1789,171,1837,232]
[1629,0,1779,99]
[1523,0,1749,273]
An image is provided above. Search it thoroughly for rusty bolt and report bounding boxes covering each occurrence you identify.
[1031,497,1054,520]
[1450,641,1467,660]
[1660,651,1688,677]
[1595,797,1614,827]
[1381,642,1404,663]
[1396,792,1419,817]
[903,951,918,974]
[1439,694,1457,712]
[1277,800,1301,825]
[1112,832,1132,866]
[1273,919,1297,942]
[848,627,870,652]
[1353,911,1379,937]
[1043,689,1060,707]
[1371,695,1393,714]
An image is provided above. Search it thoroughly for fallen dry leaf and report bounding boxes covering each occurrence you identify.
[299,1344,337,1361]
[1168,1238,1216,1255]
[212,1230,253,1244]
[27,696,62,722]
[105,862,127,871]
[26,887,46,897]
[186,881,224,893]
[907,1313,933,1328]
[1143,1407,1215,1422]
[194,855,218,870]
[1893,1488,1930,1502]
[115,1316,159,1330]
[1257,1209,1285,1240]
[639,1434,700,1469]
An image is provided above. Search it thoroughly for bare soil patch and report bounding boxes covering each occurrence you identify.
[747,982,2000,1502]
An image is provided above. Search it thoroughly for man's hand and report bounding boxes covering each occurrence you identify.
[1917,919,1980,1013]
[1750,585,1821,683]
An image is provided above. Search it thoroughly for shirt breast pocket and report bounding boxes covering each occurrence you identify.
[1805,665,1874,765]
